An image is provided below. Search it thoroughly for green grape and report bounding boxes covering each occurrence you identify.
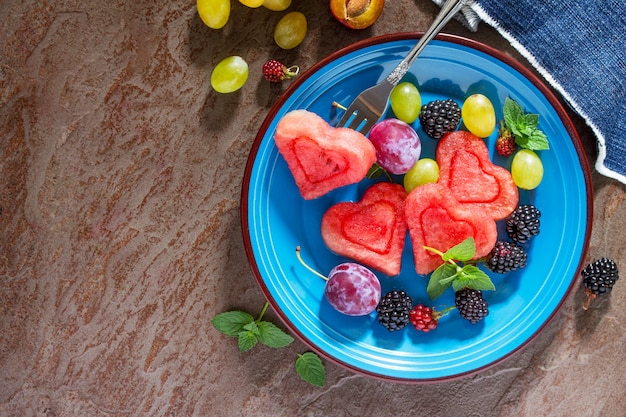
[390,82,422,124]
[461,94,496,137]
[211,56,249,93]
[263,0,291,11]
[197,0,230,29]
[274,12,307,50]
[511,149,544,190]
[239,0,264,7]
[403,158,440,193]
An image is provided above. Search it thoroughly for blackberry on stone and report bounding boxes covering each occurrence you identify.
[506,205,541,243]
[582,258,619,309]
[376,290,413,331]
[486,241,528,273]
[455,288,489,324]
[419,99,461,139]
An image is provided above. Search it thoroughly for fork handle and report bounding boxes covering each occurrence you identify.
[386,0,471,85]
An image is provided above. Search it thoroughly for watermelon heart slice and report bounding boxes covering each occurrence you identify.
[405,182,497,275]
[274,110,377,200]
[437,131,518,220]
[321,182,407,276]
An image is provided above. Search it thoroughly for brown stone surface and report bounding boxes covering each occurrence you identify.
[1,1,624,416]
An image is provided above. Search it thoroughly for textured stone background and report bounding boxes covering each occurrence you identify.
[1,1,624,416]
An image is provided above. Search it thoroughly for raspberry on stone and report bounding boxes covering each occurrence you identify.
[506,205,541,244]
[376,290,413,331]
[486,241,528,274]
[262,59,299,82]
[581,258,619,309]
[455,288,489,324]
[419,99,461,139]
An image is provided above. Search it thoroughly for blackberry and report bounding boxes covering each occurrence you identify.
[486,241,528,273]
[376,290,413,331]
[455,288,489,324]
[506,205,541,243]
[582,258,619,296]
[419,99,461,139]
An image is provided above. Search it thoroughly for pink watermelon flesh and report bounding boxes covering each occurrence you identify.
[437,130,518,220]
[274,110,376,200]
[321,182,407,276]
[405,182,497,275]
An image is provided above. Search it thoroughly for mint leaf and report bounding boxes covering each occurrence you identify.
[526,130,549,150]
[238,330,258,352]
[366,163,392,182]
[367,163,384,179]
[427,262,457,300]
[503,97,523,129]
[502,97,549,151]
[257,321,295,348]
[451,265,495,293]
[212,311,255,336]
[243,321,260,335]
[443,237,476,262]
[295,352,326,387]
[524,113,539,128]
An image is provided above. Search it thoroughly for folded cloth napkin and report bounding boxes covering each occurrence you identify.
[432,0,626,184]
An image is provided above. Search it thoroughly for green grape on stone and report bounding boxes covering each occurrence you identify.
[211,56,249,94]
[239,0,264,7]
[274,12,307,50]
[390,82,421,124]
[262,0,291,11]
[197,0,230,29]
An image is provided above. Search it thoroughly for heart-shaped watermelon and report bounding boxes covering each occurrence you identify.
[274,110,377,200]
[405,182,497,275]
[437,131,518,220]
[321,182,407,276]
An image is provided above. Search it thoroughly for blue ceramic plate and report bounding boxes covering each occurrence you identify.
[241,34,592,382]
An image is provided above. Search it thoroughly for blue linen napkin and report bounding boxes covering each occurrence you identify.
[432,0,626,184]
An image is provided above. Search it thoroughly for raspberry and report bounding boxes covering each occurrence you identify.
[582,258,619,309]
[455,288,489,324]
[376,290,413,331]
[486,241,527,274]
[409,304,438,332]
[419,99,461,139]
[495,123,516,156]
[262,59,299,82]
[506,204,541,244]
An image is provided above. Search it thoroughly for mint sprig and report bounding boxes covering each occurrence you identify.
[212,302,326,386]
[502,97,549,151]
[424,238,495,300]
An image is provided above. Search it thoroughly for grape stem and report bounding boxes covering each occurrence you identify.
[295,246,329,281]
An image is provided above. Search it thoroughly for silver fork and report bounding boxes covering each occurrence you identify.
[337,0,470,135]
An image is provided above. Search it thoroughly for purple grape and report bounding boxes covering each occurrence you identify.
[324,263,381,316]
[368,118,421,174]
